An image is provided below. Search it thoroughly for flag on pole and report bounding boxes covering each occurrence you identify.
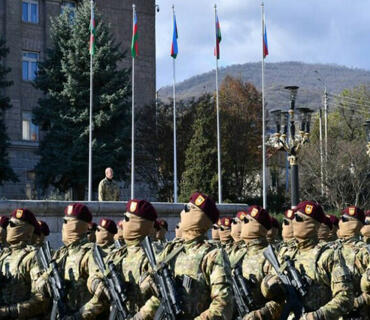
[263,20,269,58]
[89,3,95,56]
[131,8,138,58]
[171,14,178,59]
[215,13,222,59]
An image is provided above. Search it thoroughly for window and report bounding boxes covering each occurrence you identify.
[22,0,39,23]
[61,1,76,18]
[22,52,39,81]
[22,112,39,141]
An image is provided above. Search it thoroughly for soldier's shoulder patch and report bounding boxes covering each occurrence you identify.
[195,195,205,206]
[16,209,23,219]
[305,204,313,215]
[251,208,259,217]
[129,201,137,213]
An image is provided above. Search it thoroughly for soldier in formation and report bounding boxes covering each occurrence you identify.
[0,197,369,319]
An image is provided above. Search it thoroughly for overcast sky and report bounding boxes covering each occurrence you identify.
[155,0,370,89]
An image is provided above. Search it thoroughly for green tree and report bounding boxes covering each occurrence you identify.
[219,76,262,202]
[33,1,131,199]
[136,99,197,201]
[0,38,18,184]
[179,94,218,201]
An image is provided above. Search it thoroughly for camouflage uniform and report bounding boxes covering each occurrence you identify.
[279,238,354,319]
[0,242,49,319]
[220,238,234,256]
[111,239,160,318]
[336,237,369,319]
[228,240,246,266]
[52,236,108,319]
[157,235,234,320]
[98,177,119,201]
[238,238,282,319]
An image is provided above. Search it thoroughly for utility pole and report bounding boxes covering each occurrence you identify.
[319,108,324,196]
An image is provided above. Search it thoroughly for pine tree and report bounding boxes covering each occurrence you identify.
[179,94,218,201]
[0,38,18,184]
[33,1,131,199]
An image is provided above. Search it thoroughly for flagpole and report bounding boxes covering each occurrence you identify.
[88,0,94,201]
[261,2,267,209]
[172,5,178,203]
[214,4,222,204]
[131,4,136,199]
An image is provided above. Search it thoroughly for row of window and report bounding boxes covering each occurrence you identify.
[20,1,76,142]
[22,0,76,24]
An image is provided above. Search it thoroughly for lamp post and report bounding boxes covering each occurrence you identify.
[268,86,313,208]
[365,119,370,157]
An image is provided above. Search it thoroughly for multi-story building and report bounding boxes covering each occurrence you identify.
[0,0,156,199]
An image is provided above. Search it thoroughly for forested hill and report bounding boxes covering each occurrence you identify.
[158,61,370,110]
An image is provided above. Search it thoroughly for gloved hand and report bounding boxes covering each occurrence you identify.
[0,305,18,319]
[261,274,286,303]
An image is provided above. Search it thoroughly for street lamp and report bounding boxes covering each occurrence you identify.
[267,86,313,208]
[365,119,370,157]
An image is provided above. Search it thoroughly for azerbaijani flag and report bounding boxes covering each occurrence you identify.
[171,14,178,59]
[263,22,269,58]
[131,9,138,58]
[89,3,95,56]
[215,13,222,59]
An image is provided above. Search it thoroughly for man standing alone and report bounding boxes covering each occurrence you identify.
[98,167,120,201]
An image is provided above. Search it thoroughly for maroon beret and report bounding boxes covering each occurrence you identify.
[284,209,295,220]
[158,219,168,231]
[88,222,97,231]
[366,210,370,217]
[322,215,333,229]
[37,220,50,236]
[341,206,365,224]
[246,205,272,230]
[236,211,247,221]
[99,218,117,235]
[294,201,326,223]
[11,208,39,230]
[189,192,219,223]
[270,216,280,229]
[126,199,157,222]
[64,203,92,223]
[219,217,232,228]
[327,214,339,227]
[0,216,9,228]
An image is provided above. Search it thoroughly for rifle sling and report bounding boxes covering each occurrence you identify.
[156,244,184,271]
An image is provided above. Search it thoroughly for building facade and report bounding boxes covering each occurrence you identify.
[0,0,156,199]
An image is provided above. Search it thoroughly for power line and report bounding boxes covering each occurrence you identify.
[328,93,370,108]
[327,98,370,112]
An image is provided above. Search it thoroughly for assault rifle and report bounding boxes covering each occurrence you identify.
[141,236,183,320]
[37,241,68,320]
[231,263,254,319]
[263,245,308,320]
[93,244,130,320]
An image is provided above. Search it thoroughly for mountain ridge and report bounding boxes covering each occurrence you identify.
[158,61,370,111]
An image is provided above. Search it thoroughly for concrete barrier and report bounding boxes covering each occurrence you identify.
[0,201,249,248]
